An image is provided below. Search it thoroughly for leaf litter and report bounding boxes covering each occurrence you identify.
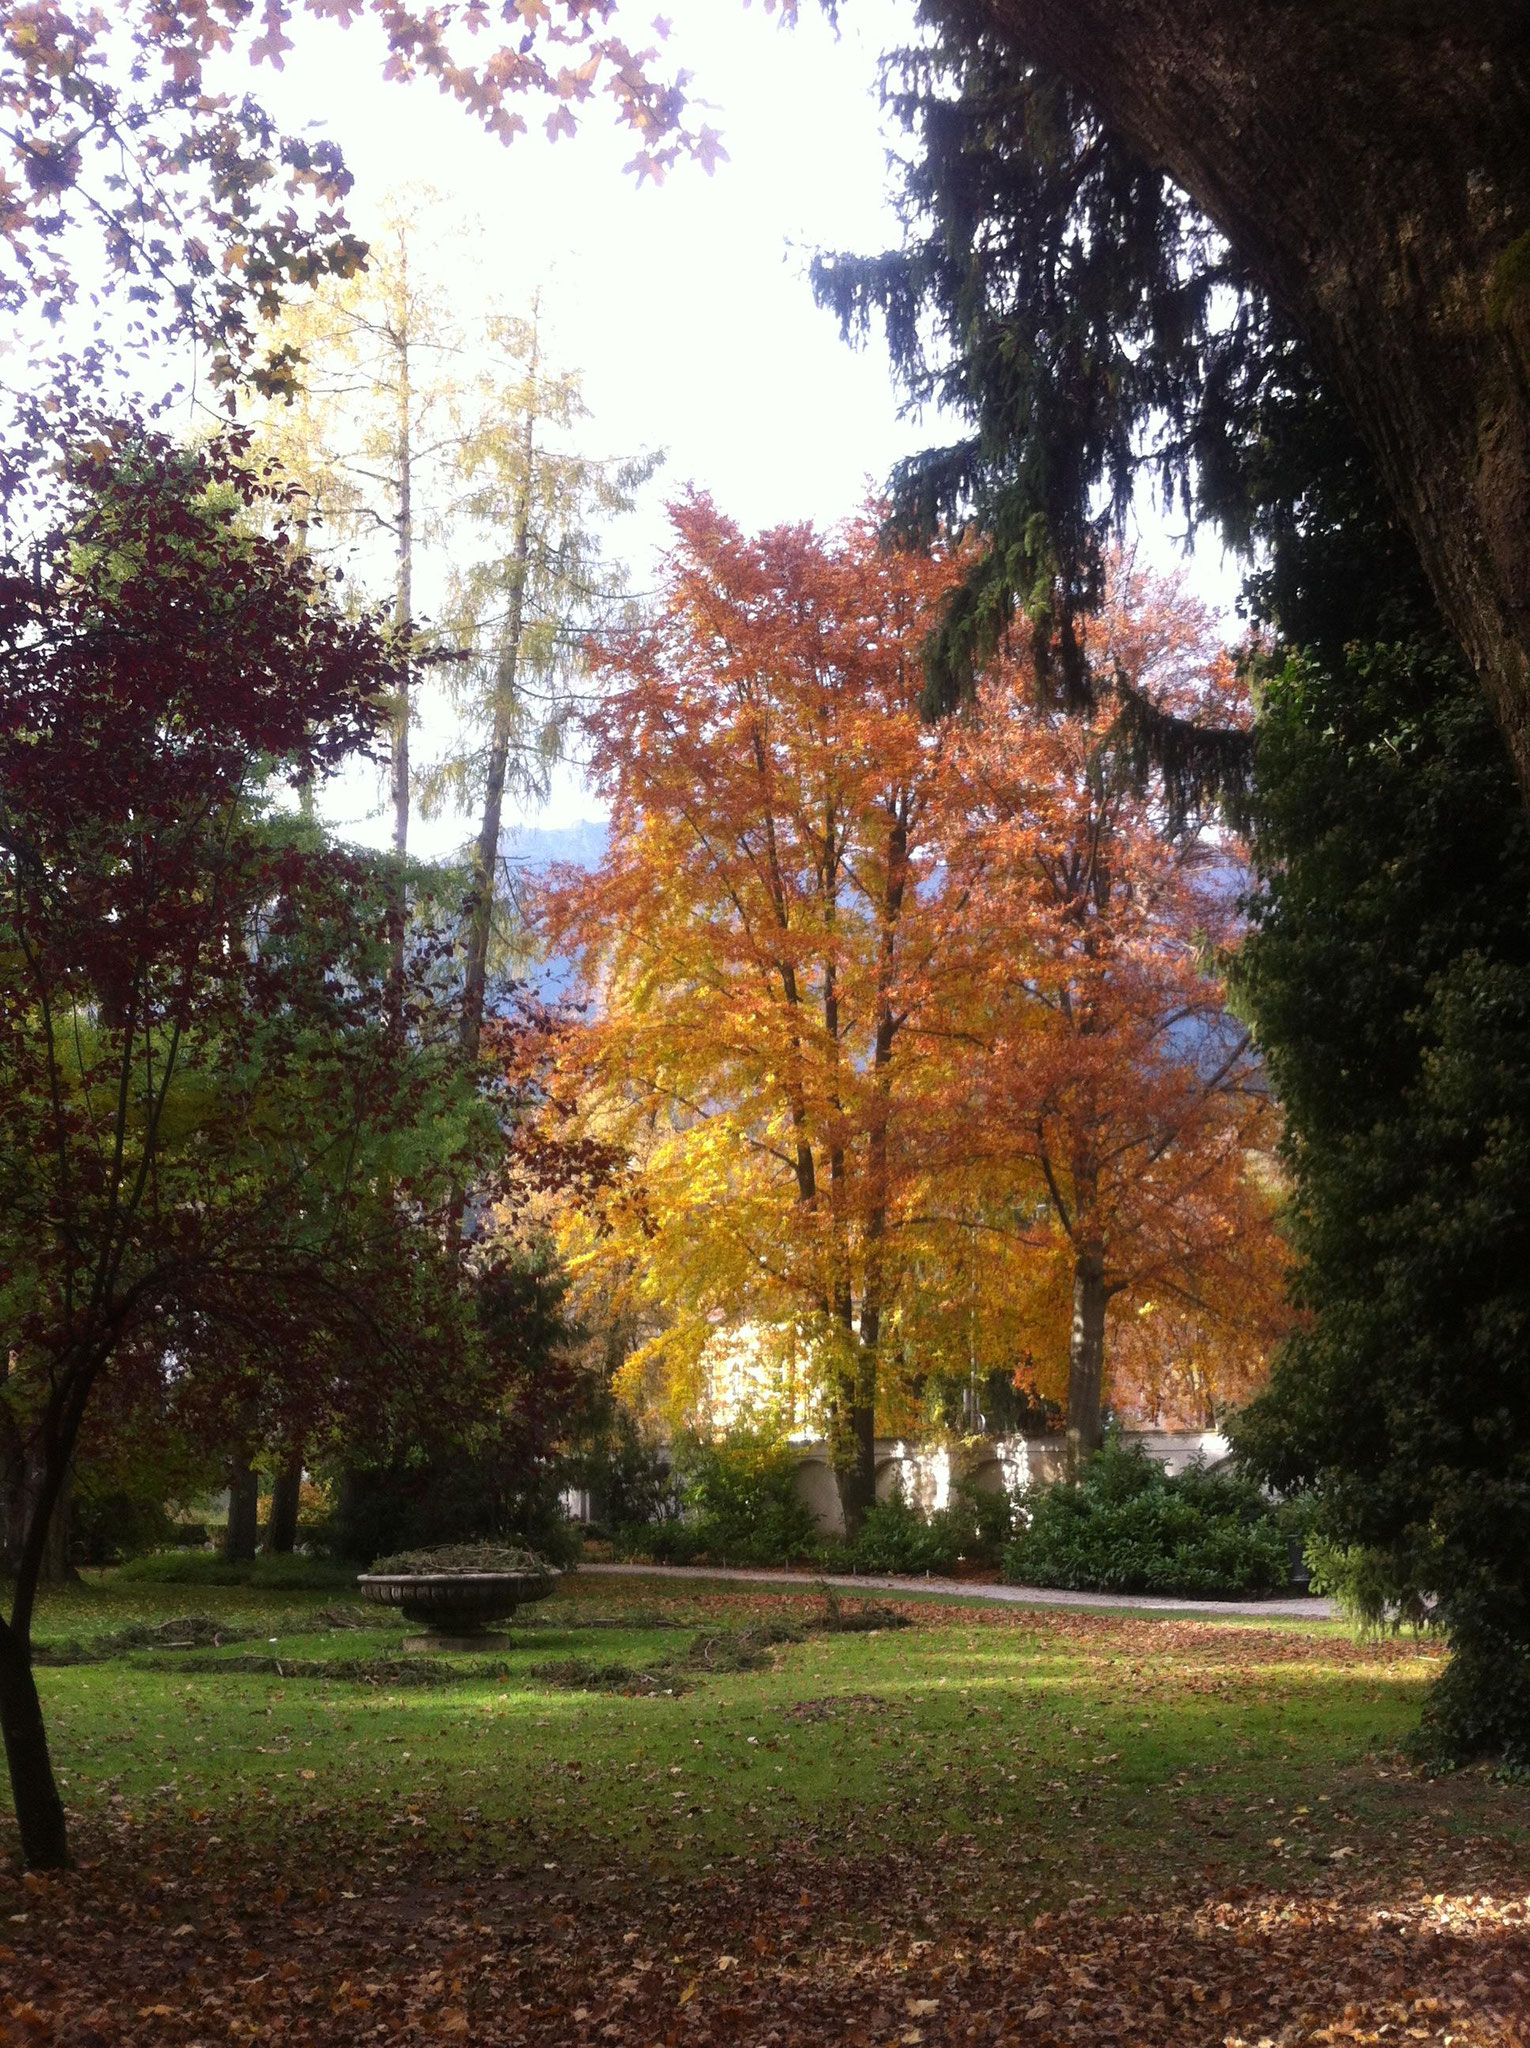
[2,1831,1528,2046]
[7,1581,1527,2043]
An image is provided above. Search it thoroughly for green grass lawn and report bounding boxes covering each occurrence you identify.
[5,1569,1529,2046]
[23,1567,1527,1910]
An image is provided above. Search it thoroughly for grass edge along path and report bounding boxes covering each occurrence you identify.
[582,1558,1335,1619]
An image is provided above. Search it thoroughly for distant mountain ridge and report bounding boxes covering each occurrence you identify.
[499,818,609,873]
[499,819,608,1005]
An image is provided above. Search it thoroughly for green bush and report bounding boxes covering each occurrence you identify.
[841,1477,1018,1575]
[113,1551,356,1591]
[68,1491,199,1567]
[1002,1438,1291,1597]
[845,1486,962,1575]
[616,1426,820,1568]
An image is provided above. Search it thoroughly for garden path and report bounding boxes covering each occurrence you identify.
[583,1560,1334,1619]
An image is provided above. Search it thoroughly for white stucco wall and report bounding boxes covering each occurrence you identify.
[791,1429,1230,1535]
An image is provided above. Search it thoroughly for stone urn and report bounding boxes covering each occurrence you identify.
[357,1546,558,1649]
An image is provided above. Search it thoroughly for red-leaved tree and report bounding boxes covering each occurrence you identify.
[0,425,482,1867]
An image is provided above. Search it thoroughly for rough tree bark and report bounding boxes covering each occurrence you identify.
[1065,1243,1109,1472]
[224,1466,260,1564]
[985,0,1530,791]
[263,1455,304,1555]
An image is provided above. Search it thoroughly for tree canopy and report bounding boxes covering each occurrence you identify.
[0,427,490,1864]
[542,499,1284,1520]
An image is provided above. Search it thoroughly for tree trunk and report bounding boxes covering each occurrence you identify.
[386,322,415,1038]
[985,0,1530,794]
[224,1465,260,1564]
[36,1460,71,1586]
[1,1445,72,1585]
[0,1375,91,1869]
[834,1381,878,1539]
[1065,1244,1109,1470]
[0,1615,67,1869]
[263,1455,303,1556]
[461,334,540,1067]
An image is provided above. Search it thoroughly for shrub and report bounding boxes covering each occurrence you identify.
[568,1409,678,1531]
[617,1426,820,1567]
[112,1552,356,1591]
[1002,1438,1291,1597]
[844,1486,962,1575]
[68,1491,197,1567]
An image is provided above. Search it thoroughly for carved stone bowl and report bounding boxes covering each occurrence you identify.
[356,1567,557,1638]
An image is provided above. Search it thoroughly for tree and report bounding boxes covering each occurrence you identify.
[812,3,1530,805]
[8,4,1529,790]
[1232,636,1530,1766]
[965,0,1530,797]
[424,296,656,1066]
[541,503,1284,1507]
[0,426,483,1866]
[0,2,715,406]
[1208,310,1530,1764]
[255,194,473,1024]
[541,499,973,1529]
[930,565,1284,1459]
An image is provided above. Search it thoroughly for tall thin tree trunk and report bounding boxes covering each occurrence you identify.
[1,1443,72,1584]
[1065,1243,1109,1471]
[263,1455,303,1556]
[224,1465,260,1564]
[36,1458,71,1586]
[387,321,415,1037]
[461,350,539,1065]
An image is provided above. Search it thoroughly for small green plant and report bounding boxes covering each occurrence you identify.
[1003,1438,1290,1597]
[1304,1537,1435,1634]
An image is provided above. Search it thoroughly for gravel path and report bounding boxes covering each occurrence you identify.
[582,1558,1333,1620]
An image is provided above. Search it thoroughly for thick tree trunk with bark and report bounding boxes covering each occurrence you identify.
[0,1617,67,1869]
[2,1447,73,1585]
[1065,1243,1109,1470]
[224,1466,260,1564]
[263,1456,303,1556]
[834,1376,879,1538]
[986,0,1530,791]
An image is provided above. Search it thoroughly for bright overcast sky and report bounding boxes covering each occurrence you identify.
[244,0,1236,854]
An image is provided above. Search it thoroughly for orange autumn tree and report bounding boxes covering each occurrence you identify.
[540,498,1003,1530]
[934,564,1287,1461]
[544,513,1286,1514]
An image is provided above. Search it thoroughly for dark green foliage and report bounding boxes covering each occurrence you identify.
[67,1491,188,1568]
[112,1552,355,1591]
[329,1246,588,1569]
[811,1,1273,745]
[566,1407,677,1533]
[845,1487,962,1576]
[1003,1440,1289,1598]
[619,1428,822,1569]
[1231,640,1530,1766]
[616,1431,1016,1576]
[846,1479,1016,1576]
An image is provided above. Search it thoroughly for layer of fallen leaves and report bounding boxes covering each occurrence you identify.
[1,1829,1527,2047]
